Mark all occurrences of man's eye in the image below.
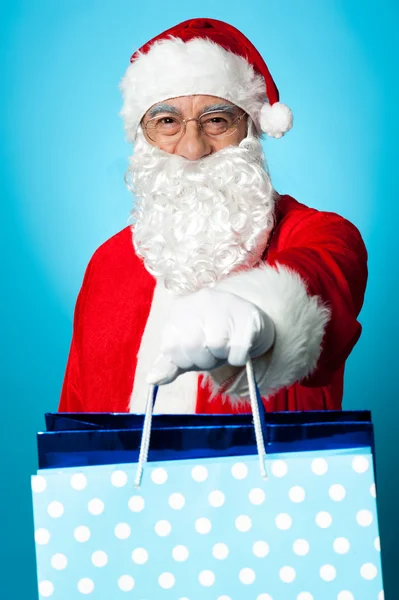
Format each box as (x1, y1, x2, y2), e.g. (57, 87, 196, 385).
(202, 117, 228, 125)
(158, 117, 177, 125)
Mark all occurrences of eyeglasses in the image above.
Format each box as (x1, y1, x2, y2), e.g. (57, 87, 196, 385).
(142, 110, 247, 144)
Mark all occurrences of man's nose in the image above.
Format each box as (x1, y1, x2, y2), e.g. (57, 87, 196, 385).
(174, 121, 212, 161)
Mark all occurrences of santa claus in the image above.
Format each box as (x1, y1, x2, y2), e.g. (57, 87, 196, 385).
(59, 18, 368, 415)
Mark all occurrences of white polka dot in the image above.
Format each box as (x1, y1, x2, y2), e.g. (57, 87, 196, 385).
(168, 493, 185, 509)
(239, 568, 256, 584)
(74, 525, 91, 543)
(293, 539, 310, 556)
(352, 455, 370, 473)
(155, 520, 172, 536)
(151, 467, 168, 484)
(114, 522, 131, 540)
(132, 548, 149, 564)
(111, 470, 128, 487)
(337, 592, 355, 600)
(73, 525, 91, 543)
(128, 495, 145, 512)
(35, 528, 51, 545)
(172, 545, 189, 562)
(289, 486, 306, 503)
(231, 462, 248, 479)
(370, 483, 376, 498)
(77, 578, 94, 594)
(257, 595, 273, 600)
(356, 509, 373, 527)
(70, 473, 87, 490)
(195, 517, 211, 534)
(91, 550, 108, 567)
(208, 490, 225, 507)
(275, 513, 292, 530)
(253, 541, 269, 558)
(329, 484, 346, 501)
(158, 572, 175, 589)
(51, 553, 68, 570)
(212, 543, 229, 560)
(297, 594, 314, 600)
(280, 566, 296, 583)
(361, 562, 378, 580)
(199, 570, 215, 587)
(192, 465, 208, 482)
(311, 458, 328, 475)
(249, 488, 266, 505)
(38, 580, 54, 597)
(235, 515, 252, 532)
(88, 498, 104, 515)
(379, 592, 385, 600)
(320, 564, 336, 581)
(32, 475, 47, 493)
(316, 511, 333, 528)
(333, 537, 350, 554)
(118, 575, 135, 591)
(271, 460, 288, 477)
(375, 536, 381, 552)
(47, 501, 64, 518)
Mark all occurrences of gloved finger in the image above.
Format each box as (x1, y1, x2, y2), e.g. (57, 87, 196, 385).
(199, 310, 231, 361)
(185, 344, 221, 370)
(160, 321, 220, 371)
(249, 309, 275, 357)
(227, 313, 256, 366)
(147, 354, 182, 385)
(204, 327, 230, 361)
(168, 341, 221, 371)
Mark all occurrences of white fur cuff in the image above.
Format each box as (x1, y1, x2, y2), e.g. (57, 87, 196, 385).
(212, 263, 331, 399)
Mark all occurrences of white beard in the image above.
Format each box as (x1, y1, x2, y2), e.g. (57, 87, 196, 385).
(126, 129, 275, 295)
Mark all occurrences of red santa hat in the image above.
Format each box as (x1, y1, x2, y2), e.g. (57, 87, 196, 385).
(120, 18, 293, 142)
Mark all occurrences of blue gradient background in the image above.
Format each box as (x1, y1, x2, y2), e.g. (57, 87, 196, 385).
(1, 0, 398, 597)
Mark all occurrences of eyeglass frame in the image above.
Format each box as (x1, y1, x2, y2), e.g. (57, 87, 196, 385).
(141, 108, 247, 144)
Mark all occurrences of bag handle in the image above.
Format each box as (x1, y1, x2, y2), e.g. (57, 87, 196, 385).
(134, 359, 268, 487)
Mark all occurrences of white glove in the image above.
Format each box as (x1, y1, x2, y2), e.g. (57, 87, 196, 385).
(147, 288, 275, 385)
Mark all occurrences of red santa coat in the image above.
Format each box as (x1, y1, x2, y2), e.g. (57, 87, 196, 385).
(59, 194, 368, 414)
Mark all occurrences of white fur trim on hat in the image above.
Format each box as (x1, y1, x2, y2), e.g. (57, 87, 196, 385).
(120, 37, 267, 141)
(208, 263, 330, 401)
(260, 102, 293, 138)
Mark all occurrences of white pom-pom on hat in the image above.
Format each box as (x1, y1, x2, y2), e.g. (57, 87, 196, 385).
(260, 102, 293, 139)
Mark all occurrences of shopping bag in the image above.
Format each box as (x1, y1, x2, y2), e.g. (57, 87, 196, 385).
(31, 363, 384, 599)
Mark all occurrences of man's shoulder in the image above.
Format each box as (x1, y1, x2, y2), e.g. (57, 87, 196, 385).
(91, 226, 134, 262)
(276, 193, 318, 218)
(83, 226, 144, 276)
(274, 194, 367, 256)
(82, 226, 148, 283)
(79, 226, 154, 293)
(274, 194, 318, 240)
(276, 193, 364, 233)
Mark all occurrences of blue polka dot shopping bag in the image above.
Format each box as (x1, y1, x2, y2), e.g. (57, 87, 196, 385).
(31, 364, 385, 599)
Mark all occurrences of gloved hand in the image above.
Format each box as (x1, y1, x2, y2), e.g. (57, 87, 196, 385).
(147, 288, 275, 385)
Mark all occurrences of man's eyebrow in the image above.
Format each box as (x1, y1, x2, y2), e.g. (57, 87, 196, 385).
(146, 102, 239, 119)
(147, 103, 181, 118)
(200, 103, 238, 115)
